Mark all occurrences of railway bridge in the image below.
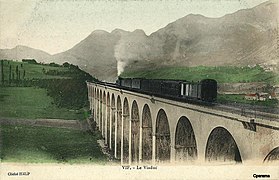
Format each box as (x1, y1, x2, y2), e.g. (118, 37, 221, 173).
(87, 82, 279, 165)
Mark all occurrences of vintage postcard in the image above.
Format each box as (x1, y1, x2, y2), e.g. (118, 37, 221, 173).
(0, 0, 278, 179)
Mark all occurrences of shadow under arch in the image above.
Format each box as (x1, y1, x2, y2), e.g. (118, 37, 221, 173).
(175, 116, 197, 162)
(123, 98, 130, 164)
(131, 100, 140, 164)
(116, 95, 122, 159)
(142, 104, 152, 163)
(111, 94, 116, 155)
(96, 89, 99, 125)
(102, 91, 106, 136)
(155, 109, 171, 163)
(264, 146, 279, 162)
(205, 126, 242, 163)
(106, 92, 110, 146)
(99, 90, 102, 131)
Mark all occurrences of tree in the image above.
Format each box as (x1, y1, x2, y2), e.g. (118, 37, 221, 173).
(22, 59, 37, 64)
(1, 60, 4, 85)
(16, 65, 19, 81)
(9, 65, 12, 84)
(62, 62, 70, 68)
(49, 62, 60, 67)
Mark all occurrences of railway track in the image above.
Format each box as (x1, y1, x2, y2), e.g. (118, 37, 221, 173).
(213, 103, 279, 121)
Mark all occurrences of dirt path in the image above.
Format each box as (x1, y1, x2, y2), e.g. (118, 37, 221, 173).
(0, 118, 89, 131)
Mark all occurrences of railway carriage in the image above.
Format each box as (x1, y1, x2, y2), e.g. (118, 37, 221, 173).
(117, 77, 217, 103)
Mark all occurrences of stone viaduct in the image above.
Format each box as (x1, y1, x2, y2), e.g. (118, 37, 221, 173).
(87, 82, 279, 165)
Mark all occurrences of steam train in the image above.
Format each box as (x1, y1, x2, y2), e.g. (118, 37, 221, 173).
(116, 77, 217, 103)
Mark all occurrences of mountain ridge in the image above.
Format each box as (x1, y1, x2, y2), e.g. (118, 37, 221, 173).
(1, 0, 278, 82)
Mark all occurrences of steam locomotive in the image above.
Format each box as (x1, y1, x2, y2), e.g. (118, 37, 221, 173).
(116, 77, 217, 103)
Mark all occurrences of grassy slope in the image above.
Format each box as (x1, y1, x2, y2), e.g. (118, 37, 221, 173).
(121, 66, 278, 84)
(0, 60, 91, 120)
(0, 87, 87, 120)
(2, 60, 70, 79)
(0, 124, 106, 163)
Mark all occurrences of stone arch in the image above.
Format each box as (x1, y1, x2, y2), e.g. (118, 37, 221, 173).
(131, 100, 140, 164)
(94, 88, 97, 120)
(155, 109, 171, 163)
(94, 88, 96, 100)
(111, 94, 116, 153)
(264, 146, 279, 162)
(142, 104, 152, 163)
(106, 92, 110, 146)
(123, 98, 130, 163)
(99, 90, 102, 131)
(175, 116, 197, 162)
(102, 91, 106, 136)
(92, 87, 95, 111)
(205, 126, 242, 163)
(96, 89, 100, 125)
(88, 85, 92, 111)
(116, 95, 122, 159)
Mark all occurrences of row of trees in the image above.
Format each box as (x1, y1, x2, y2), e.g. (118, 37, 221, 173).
(1, 60, 26, 85)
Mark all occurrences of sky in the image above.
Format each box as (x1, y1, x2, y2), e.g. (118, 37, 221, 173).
(0, 0, 269, 55)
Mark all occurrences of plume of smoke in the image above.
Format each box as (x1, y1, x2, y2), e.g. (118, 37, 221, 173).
(117, 59, 127, 76)
(114, 29, 158, 76)
(114, 36, 128, 76)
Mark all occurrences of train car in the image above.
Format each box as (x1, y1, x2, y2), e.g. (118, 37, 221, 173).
(132, 78, 141, 89)
(116, 77, 217, 103)
(161, 80, 182, 97)
(148, 79, 162, 94)
(180, 82, 198, 99)
(117, 77, 132, 88)
(200, 79, 217, 102)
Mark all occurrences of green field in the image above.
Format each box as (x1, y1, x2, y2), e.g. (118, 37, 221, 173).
(0, 124, 106, 163)
(1, 60, 71, 80)
(0, 86, 88, 120)
(121, 65, 278, 84)
(0, 60, 105, 164)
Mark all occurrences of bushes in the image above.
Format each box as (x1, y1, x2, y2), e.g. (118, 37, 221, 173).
(35, 66, 96, 109)
(36, 79, 89, 109)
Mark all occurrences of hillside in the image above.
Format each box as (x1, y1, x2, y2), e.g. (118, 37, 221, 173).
(0, 60, 94, 110)
(1, 60, 72, 81)
(121, 65, 278, 84)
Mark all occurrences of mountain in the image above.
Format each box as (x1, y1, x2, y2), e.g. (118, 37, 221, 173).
(0, 45, 51, 62)
(50, 30, 121, 82)
(49, 28, 151, 81)
(146, 0, 278, 67)
(1, 0, 278, 82)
